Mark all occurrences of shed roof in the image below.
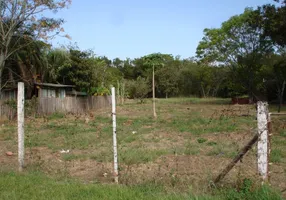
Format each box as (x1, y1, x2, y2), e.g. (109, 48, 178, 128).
(2, 87, 17, 91)
(35, 82, 75, 88)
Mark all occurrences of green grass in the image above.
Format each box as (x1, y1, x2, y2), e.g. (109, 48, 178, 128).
(158, 97, 231, 105)
(272, 137, 286, 146)
(206, 141, 217, 146)
(46, 112, 65, 120)
(0, 125, 16, 141)
(207, 143, 239, 158)
(0, 172, 213, 200)
(62, 153, 88, 161)
(163, 116, 254, 135)
(270, 116, 286, 164)
(270, 149, 283, 163)
(184, 141, 200, 155)
(89, 150, 113, 162)
(197, 138, 208, 144)
(0, 172, 281, 200)
(171, 119, 224, 134)
(279, 130, 286, 137)
(26, 123, 100, 150)
(218, 185, 282, 200)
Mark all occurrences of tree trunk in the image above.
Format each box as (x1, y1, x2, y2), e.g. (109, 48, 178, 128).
(9, 69, 15, 86)
(0, 69, 2, 99)
(152, 64, 157, 118)
(213, 82, 221, 97)
(18, 61, 33, 98)
(201, 83, 206, 98)
(117, 80, 120, 104)
(0, 53, 5, 99)
(121, 81, 125, 105)
(206, 87, 211, 97)
(248, 91, 254, 104)
(278, 80, 286, 113)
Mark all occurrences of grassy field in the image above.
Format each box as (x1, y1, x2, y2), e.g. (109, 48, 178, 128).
(0, 97, 285, 199)
(0, 171, 281, 200)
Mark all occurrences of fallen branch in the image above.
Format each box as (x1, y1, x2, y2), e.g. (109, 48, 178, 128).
(214, 133, 259, 184)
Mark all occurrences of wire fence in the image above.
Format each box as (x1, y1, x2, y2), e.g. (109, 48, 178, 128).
(1, 99, 285, 194)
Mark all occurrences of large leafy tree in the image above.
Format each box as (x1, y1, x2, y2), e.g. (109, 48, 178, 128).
(155, 56, 182, 98)
(156, 65, 179, 98)
(259, 0, 286, 48)
(258, 0, 286, 108)
(177, 58, 200, 96)
(0, 0, 71, 97)
(3, 35, 52, 97)
(58, 49, 97, 93)
(273, 57, 286, 112)
(261, 52, 286, 112)
(196, 8, 273, 100)
(45, 48, 71, 83)
(120, 58, 135, 80)
(58, 48, 122, 94)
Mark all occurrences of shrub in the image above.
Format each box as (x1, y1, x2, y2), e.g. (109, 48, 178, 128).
(126, 77, 150, 103)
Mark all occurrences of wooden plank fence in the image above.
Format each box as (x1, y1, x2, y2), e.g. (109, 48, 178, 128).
(38, 96, 111, 114)
(0, 96, 111, 119)
(0, 100, 16, 120)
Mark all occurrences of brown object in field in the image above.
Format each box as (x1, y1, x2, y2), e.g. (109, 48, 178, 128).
(232, 97, 250, 104)
(89, 112, 94, 118)
(6, 151, 13, 156)
(213, 133, 259, 184)
(124, 120, 133, 126)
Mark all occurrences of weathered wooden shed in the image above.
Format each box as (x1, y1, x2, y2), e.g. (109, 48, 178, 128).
(35, 83, 75, 98)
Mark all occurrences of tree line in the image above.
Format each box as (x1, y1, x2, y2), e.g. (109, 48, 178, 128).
(0, 0, 285, 109)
